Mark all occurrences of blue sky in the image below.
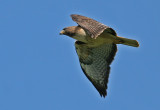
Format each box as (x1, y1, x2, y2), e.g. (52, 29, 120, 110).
(0, 0, 160, 110)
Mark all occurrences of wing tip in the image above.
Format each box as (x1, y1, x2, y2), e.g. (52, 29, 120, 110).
(70, 14, 79, 22)
(97, 87, 107, 98)
(70, 14, 75, 17)
(100, 91, 107, 98)
(70, 14, 79, 18)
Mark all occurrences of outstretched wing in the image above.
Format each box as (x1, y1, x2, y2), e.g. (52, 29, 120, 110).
(75, 41, 117, 97)
(71, 14, 117, 39)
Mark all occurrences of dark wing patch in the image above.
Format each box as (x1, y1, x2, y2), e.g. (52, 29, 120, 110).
(71, 14, 116, 39)
(75, 42, 117, 97)
(104, 27, 117, 36)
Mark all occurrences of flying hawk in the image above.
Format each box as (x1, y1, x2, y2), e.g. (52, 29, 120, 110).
(60, 14, 139, 97)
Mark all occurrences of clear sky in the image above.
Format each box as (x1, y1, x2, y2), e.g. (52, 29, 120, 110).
(0, 0, 160, 110)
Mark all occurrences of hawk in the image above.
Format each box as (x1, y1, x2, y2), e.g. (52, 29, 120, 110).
(60, 14, 139, 97)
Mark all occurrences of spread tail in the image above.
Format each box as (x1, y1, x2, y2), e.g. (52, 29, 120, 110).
(116, 36, 139, 47)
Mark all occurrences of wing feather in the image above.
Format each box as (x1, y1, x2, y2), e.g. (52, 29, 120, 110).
(75, 42, 117, 97)
(71, 14, 117, 38)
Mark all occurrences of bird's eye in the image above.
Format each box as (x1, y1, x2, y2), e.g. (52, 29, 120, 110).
(63, 28, 66, 30)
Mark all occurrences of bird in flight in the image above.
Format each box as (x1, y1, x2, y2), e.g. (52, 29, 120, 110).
(60, 14, 139, 97)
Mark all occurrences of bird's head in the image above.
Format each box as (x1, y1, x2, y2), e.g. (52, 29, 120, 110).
(60, 26, 77, 37)
(60, 26, 88, 42)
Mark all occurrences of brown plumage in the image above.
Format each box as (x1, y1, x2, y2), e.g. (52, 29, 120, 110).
(60, 14, 139, 97)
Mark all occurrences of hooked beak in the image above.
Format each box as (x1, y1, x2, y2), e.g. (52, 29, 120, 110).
(59, 30, 65, 35)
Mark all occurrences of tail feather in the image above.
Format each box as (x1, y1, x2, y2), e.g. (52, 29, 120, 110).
(116, 36, 139, 47)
